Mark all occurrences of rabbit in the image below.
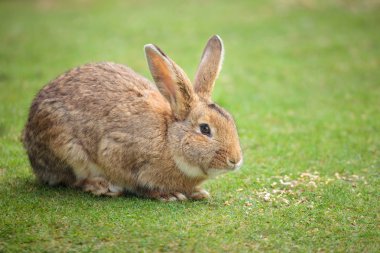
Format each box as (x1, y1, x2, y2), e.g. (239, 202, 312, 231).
(22, 35, 243, 201)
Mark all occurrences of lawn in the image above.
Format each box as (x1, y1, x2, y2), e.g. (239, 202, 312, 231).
(0, 0, 379, 252)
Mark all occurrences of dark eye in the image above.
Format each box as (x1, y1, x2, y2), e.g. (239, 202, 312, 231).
(199, 123, 211, 137)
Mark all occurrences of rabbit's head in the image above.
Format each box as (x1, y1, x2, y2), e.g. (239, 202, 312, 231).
(145, 35, 243, 179)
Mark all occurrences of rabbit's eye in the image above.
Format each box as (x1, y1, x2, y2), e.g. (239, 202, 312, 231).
(199, 123, 211, 137)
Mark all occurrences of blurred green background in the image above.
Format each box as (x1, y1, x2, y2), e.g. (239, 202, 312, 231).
(0, 0, 379, 252)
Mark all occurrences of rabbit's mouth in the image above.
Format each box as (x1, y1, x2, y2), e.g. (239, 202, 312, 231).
(227, 158, 243, 170)
(206, 157, 243, 178)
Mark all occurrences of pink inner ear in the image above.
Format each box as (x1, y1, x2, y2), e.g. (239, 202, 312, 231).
(150, 56, 176, 99)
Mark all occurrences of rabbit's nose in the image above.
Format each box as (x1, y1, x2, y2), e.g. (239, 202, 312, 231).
(227, 157, 243, 170)
(228, 158, 237, 165)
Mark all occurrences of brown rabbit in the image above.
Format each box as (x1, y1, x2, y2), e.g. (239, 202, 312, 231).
(22, 35, 243, 201)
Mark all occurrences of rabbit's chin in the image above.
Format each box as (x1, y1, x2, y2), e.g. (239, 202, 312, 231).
(173, 155, 207, 179)
(206, 168, 230, 179)
(173, 155, 234, 179)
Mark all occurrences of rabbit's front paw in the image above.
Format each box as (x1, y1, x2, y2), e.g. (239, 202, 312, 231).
(158, 192, 188, 202)
(189, 188, 210, 200)
(80, 177, 123, 197)
(143, 191, 188, 202)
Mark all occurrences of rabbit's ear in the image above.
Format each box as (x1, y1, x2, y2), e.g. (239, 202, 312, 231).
(193, 35, 224, 101)
(145, 44, 195, 120)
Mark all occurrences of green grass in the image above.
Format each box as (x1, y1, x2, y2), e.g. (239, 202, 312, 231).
(1, 0, 379, 252)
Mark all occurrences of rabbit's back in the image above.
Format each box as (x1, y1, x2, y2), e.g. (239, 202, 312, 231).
(37, 62, 159, 119)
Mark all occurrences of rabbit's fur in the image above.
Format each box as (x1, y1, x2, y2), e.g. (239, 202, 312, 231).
(22, 35, 243, 201)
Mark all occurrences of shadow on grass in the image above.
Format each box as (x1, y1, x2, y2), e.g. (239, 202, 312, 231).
(1, 176, 215, 213)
